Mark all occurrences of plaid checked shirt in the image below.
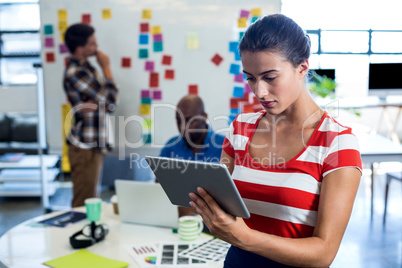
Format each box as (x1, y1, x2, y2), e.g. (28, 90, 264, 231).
(63, 56, 118, 151)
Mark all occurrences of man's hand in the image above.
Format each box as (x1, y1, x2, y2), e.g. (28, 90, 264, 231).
(96, 50, 113, 79)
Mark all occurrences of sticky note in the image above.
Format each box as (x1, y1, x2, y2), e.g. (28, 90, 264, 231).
(143, 133, 152, 144)
(234, 50, 241, 61)
(60, 31, 65, 43)
(121, 57, 131, 68)
(230, 98, 241, 109)
(143, 119, 152, 130)
(251, 16, 259, 23)
(188, 85, 198, 95)
(153, 41, 163, 52)
(164, 69, 175, 80)
(82, 14, 91, 24)
(153, 34, 163, 42)
(138, 48, 148, 59)
(142, 9, 152, 19)
(229, 41, 239, 53)
(151, 25, 161, 35)
(141, 90, 151, 98)
(141, 97, 152, 104)
(243, 104, 254, 113)
(139, 34, 149, 45)
(230, 108, 241, 114)
(250, 8, 261, 17)
(239, 32, 245, 41)
(145, 61, 154, 72)
(152, 90, 162, 100)
(58, 9, 67, 20)
(162, 55, 172, 65)
(46, 52, 55, 63)
(59, 20, 68, 31)
(102, 9, 112, 19)
(240, 10, 250, 18)
(244, 83, 252, 94)
(140, 23, 149, 33)
(228, 115, 236, 125)
(59, 43, 69, 54)
(44, 25, 53, 35)
(187, 38, 199, 50)
(44, 37, 54, 48)
(234, 73, 244, 83)
(211, 53, 223, 66)
(233, 86, 244, 98)
(149, 72, 159, 88)
(238, 18, 247, 28)
(229, 64, 241, 75)
(140, 104, 151, 115)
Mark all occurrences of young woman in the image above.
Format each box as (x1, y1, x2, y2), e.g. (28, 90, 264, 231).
(189, 14, 362, 267)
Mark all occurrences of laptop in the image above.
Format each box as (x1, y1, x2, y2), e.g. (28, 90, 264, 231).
(114, 179, 179, 228)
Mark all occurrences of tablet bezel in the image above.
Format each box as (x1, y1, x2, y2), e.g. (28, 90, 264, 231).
(145, 156, 250, 218)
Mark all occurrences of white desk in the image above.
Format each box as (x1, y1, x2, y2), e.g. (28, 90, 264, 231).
(0, 204, 221, 268)
(357, 133, 402, 215)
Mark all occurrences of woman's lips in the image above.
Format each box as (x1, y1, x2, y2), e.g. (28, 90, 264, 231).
(260, 100, 276, 108)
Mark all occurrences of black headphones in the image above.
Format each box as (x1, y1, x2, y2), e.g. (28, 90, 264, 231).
(69, 222, 109, 249)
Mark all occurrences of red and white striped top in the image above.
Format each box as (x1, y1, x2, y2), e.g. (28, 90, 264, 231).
(223, 111, 362, 238)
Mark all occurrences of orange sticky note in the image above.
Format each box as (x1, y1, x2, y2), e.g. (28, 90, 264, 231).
(164, 69, 175, 80)
(188, 85, 198, 95)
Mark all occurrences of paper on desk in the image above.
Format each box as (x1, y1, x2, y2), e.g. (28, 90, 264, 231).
(43, 249, 128, 268)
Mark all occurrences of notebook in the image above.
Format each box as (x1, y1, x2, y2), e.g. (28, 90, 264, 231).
(114, 180, 179, 229)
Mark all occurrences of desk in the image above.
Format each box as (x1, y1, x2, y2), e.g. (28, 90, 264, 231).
(357, 133, 402, 215)
(0, 204, 221, 268)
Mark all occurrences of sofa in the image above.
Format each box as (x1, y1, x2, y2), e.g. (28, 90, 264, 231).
(0, 113, 46, 155)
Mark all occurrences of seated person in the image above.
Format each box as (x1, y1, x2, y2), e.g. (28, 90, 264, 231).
(160, 94, 225, 217)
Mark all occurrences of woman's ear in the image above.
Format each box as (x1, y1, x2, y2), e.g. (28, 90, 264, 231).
(298, 59, 309, 79)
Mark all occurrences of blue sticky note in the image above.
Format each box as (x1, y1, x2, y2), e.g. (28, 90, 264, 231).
(239, 32, 245, 42)
(234, 50, 241, 61)
(139, 34, 149, 45)
(229, 64, 241, 75)
(228, 115, 237, 125)
(143, 133, 152, 144)
(139, 48, 148, 59)
(230, 108, 241, 114)
(229, 41, 239, 53)
(153, 41, 163, 52)
(251, 16, 259, 23)
(233, 86, 244, 98)
(141, 97, 152, 104)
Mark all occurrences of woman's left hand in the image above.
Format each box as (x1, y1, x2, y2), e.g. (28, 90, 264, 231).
(189, 187, 250, 247)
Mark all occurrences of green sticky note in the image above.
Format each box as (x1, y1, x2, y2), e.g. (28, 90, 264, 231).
(141, 97, 152, 104)
(44, 24, 54, 35)
(239, 32, 244, 41)
(143, 133, 152, 144)
(153, 41, 163, 52)
(143, 119, 152, 130)
(43, 249, 128, 268)
(139, 48, 149, 59)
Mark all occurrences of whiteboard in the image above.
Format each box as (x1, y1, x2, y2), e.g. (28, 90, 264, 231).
(39, 0, 281, 154)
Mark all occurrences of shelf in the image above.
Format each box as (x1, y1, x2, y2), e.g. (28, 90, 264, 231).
(0, 168, 59, 182)
(0, 181, 57, 197)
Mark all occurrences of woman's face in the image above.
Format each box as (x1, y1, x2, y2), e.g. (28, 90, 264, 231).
(241, 51, 308, 115)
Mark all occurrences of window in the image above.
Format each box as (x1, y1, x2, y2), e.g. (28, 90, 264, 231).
(282, 0, 402, 98)
(0, 0, 40, 85)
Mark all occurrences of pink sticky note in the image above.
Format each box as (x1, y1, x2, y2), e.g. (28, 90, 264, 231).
(240, 10, 250, 18)
(152, 90, 162, 100)
(59, 43, 69, 53)
(244, 83, 252, 94)
(153, 34, 163, 42)
(44, 37, 54, 48)
(145, 61, 154, 72)
(141, 89, 151, 98)
(234, 73, 244, 83)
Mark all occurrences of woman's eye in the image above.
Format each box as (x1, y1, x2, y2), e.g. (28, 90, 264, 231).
(265, 77, 276, 81)
(246, 77, 255, 81)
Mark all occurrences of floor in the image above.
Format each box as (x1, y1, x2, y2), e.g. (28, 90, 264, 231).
(0, 165, 401, 268)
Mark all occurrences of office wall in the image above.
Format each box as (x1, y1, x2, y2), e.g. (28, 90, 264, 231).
(0, 85, 37, 113)
(38, 0, 281, 154)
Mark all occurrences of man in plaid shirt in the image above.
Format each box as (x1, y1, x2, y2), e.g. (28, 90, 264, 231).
(63, 23, 118, 207)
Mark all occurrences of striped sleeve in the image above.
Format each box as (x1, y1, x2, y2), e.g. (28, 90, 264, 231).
(222, 120, 235, 158)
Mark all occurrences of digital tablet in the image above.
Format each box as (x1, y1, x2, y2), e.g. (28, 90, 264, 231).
(145, 156, 250, 218)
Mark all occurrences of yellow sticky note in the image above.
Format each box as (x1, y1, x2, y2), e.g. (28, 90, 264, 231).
(102, 9, 112, 19)
(58, 9, 67, 20)
(187, 38, 199, 50)
(142, 9, 152, 19)
(151, 25, 161, 35)
(143, 119, 152, 130)
(238, 17, 247, 28)
(60, 32, 65, 43)
(250, 8, 261, 17)
(139, 104, 151, 115)
(59, 20, 68, 31)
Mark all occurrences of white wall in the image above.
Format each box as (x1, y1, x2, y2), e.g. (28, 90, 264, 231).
(0, 85, 38, 113)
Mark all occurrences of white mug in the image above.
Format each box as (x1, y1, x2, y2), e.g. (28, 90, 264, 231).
(178, 215, 204, 241)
